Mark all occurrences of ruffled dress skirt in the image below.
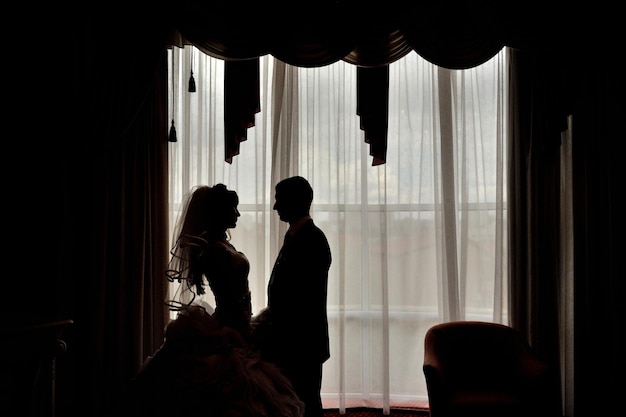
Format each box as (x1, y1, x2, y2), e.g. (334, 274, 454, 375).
(119, 306, 304, 417)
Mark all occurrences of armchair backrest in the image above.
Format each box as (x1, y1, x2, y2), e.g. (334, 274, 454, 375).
(422, 320, 561, 417)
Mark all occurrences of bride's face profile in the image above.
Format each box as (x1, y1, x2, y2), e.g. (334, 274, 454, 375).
(216, 191, 240, 231)
(224, 202, 240, 229)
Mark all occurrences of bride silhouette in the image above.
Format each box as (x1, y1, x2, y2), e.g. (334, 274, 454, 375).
(120, 184, 304, 417)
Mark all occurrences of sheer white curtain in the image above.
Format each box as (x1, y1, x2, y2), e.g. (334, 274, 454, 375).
(167, 46, 509, 413)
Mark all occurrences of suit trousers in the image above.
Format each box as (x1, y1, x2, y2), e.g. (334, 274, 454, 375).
(283, 360, 324, 417)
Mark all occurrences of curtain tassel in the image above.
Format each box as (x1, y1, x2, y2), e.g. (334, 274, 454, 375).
(168, 119, 177, 142)
(188, 70, 196, 93)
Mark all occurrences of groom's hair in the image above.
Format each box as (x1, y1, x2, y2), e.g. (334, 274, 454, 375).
(277, 176, 313, 210)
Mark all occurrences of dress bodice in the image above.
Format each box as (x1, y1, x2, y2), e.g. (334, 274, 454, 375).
(202, 240, 252, 336)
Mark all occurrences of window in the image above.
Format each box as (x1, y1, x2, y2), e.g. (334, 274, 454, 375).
(167, 46, 508, 409)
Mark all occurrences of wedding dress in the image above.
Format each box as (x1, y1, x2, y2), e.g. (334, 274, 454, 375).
(121, 305, 304, 417)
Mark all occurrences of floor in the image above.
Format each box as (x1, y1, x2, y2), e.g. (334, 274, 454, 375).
(324, 407, 429, 416)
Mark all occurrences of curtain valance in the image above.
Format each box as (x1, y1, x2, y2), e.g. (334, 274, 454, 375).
(169, 1, 557, 68)
(166, 0, 566, 164)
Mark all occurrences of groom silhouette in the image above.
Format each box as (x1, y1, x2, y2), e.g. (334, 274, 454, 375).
(264, 176, 332, 417)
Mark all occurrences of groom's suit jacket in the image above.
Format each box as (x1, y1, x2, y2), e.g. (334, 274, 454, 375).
(267, 218, 332, 366)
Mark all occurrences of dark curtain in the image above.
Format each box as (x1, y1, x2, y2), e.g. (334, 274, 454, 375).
(509, 35, 622, 415)
(57, 8, 172, 417)
(570, 45, 622, 417)
(507, 47, 570, 411)
(54, 2, 621, 416)
(84, 60, 170, 415)
(224, 59, 261, 163)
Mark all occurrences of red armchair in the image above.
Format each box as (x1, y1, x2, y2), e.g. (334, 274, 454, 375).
(422, 321, 562, 417)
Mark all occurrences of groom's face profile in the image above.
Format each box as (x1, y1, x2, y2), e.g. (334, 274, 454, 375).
(273, 189, 295, 223)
